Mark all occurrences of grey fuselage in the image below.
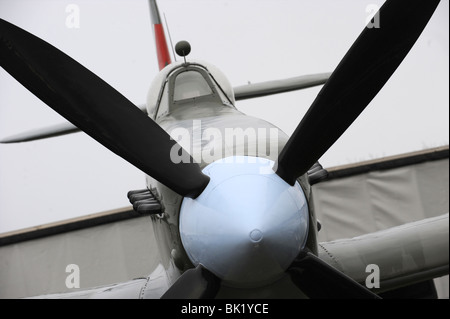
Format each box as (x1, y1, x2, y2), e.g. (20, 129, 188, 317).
(143, 60, 319, 286)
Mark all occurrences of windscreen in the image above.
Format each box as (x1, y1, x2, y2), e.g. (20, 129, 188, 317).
(173, 71, 213, 101)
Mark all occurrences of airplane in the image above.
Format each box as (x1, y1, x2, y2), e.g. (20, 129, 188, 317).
(0, 0, 448, 299)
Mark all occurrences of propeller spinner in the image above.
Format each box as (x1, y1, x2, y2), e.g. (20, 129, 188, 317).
(179, 157, 309, 288)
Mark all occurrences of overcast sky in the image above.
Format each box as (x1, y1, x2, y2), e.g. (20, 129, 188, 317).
(0, 0, 448, 233)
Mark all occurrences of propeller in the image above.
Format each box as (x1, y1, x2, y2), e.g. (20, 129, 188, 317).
(274, 0, 441, 185)
(160, 264, 221, 299)
(0, 18, 209, 198)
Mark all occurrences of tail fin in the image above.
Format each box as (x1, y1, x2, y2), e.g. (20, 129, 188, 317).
(149, 0, 172, 70)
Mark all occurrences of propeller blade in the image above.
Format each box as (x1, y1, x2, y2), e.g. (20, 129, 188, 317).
(160, 264, 221, 299)
(275, 0, 441, 185)
(0, 18, 209, 198)
(287, 251, 380, 299)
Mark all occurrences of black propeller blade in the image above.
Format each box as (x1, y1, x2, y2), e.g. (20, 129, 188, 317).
(160, 264, 221, 299)
(275, 0, 441, 185)
(288, 251, 380, 299)
(0, 18, 209, 198)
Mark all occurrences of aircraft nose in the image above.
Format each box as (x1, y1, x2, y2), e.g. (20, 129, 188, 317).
(179, 156, 309, 288)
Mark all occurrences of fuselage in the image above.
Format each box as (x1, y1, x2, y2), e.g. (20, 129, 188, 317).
(143, 60, 319, 290)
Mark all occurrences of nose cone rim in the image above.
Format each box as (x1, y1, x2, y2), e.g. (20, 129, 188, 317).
(249, 229, 263, 242)
(179, 156, 309, 288)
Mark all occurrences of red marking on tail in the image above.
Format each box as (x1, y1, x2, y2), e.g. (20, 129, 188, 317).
(154, 24, 171, 70)
(149, 0, 172, 71)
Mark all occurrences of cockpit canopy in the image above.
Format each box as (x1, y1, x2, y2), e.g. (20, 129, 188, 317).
(173, 70, 213, 101)
(147, 60, 235, 120)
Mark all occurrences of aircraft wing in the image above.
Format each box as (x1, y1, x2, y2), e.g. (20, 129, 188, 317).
(0, 104, 147, 143)
(318, 213, 449, 296)
(0, 121, 80, 143)
(0, 72, 331, 143)
(26, 264, 170, 299)
(24, 214, 448, 299)
(233, 73, 331, 101)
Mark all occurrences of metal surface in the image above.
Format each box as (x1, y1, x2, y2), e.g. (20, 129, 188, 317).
(180, 156, 309, 288)
(318, 213, 449, 294)
(234, 73, 331, 101)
